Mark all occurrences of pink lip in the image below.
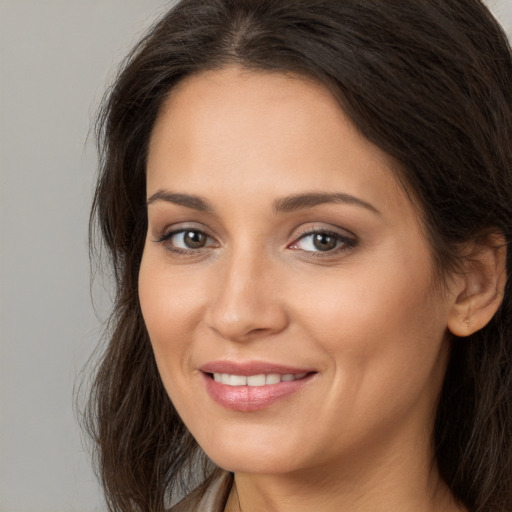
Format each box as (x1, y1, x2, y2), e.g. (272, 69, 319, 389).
(200, 360, 312, 376)
(199, 361, 316, 412)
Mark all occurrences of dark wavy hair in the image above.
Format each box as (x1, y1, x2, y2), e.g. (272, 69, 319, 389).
(84, 1, 512, 510)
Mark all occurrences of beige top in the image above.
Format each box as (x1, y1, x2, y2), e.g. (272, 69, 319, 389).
(170, 471, 232, 512)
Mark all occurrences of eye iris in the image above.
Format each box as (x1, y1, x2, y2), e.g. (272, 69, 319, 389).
(184, 231, 206, 248)
(313, 233, 337, 251)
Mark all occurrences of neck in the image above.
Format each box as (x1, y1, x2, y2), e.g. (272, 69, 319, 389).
(224, 430, 465, 512)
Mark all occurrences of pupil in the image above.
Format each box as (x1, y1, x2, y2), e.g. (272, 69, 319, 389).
(313, 233, 337, 251)
(184, 231, 206, 248)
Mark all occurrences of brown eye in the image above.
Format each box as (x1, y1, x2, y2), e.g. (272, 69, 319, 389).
(182, 230, 207, 249)
(312, 233, 338, 252)
(158, 229, 215, 252)
(290, 229, 356, 255)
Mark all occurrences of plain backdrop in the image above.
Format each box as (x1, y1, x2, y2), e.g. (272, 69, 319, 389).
(0, 1, 511, 511)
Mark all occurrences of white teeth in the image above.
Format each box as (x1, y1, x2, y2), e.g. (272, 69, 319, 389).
(229, 375, 247, 386)
(265, 373, 281, 385)
(212, 372, 308, 386)
(247, 374, 266, 386)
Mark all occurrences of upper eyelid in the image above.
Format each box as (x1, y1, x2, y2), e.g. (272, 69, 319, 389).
(155, 228, 217, 245)
(290, 224, 356, 241)
(152, 223, 357, 246)
(153, 222, 216, 240)
(295, 230, 350, 241)
(154, 229, 219, 256)
(290, 230, 356, 247)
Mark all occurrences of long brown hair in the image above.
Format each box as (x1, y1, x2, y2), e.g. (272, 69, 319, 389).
(84, 1, 512, 510)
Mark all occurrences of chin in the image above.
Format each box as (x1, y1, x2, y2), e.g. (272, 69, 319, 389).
(198, 430, 307, 475)
(209, 451, 301, 476)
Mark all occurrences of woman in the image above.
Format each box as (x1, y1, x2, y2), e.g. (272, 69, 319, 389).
(85, 1, 512, 511)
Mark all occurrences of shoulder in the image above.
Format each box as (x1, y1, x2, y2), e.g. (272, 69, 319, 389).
(168, 488, 201, 512)
(169, 470, 232, 512)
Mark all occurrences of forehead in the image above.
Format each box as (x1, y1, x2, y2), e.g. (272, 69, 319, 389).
(147, 66, 412, 220)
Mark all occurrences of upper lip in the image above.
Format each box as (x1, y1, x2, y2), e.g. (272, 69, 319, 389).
(200, 360, 315, 376)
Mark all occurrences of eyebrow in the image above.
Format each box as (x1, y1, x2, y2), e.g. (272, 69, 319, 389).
(272, 192, 380, 215)
(147, 191, 214, 212)
(146, 190, 380, 215)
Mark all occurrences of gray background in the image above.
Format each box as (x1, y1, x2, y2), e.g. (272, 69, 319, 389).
(0, 1, 511, 511)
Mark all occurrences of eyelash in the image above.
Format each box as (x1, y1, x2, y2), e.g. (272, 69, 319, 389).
(289, 229, 357, 256)
(155, 227, 357, 257)
(155, 229, 217, 256)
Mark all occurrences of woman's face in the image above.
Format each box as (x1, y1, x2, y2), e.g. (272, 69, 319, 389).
(139, 67, 456, 476)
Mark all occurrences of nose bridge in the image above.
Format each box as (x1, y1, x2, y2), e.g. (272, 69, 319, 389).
(206, 241, 287, 341)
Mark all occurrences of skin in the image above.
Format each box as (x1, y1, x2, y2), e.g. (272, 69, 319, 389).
(139, 66, 471, 512)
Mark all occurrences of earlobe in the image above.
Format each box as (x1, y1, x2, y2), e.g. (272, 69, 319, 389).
(447, 233, 507, 337)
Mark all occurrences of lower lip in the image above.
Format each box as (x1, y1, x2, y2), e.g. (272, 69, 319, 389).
(201, 372, 315, 412)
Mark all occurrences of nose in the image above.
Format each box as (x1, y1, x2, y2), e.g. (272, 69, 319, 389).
(205, 249, 289, 342)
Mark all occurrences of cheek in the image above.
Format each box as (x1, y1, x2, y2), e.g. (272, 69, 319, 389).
(290, 252, 449, 409)
(138, 251, 206, 376)
(138, 256, 214, 429)
(294, 260, 435, 341)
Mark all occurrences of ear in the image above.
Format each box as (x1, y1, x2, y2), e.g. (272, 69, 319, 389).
(447, 233, 507, 337)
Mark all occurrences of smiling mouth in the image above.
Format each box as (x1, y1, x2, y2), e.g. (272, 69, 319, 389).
(209, 372, 309, 386)
(201, 368, 316, 411)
